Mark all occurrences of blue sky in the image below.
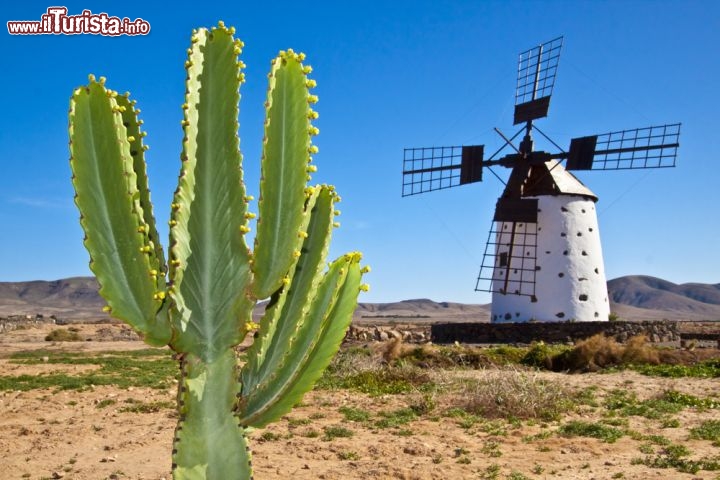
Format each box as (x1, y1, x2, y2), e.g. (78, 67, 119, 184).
(2, 1, 718, 303)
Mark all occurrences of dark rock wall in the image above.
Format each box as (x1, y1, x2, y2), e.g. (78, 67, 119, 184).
(431, 321, 680, 345)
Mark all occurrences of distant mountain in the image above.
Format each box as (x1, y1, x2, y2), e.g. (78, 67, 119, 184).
(356, 299, 491, 323)
(608, 276, 720, 307)
(0, 277, 106, 318)
(1, 275, 718, 321)
(607, 275, 720, 320)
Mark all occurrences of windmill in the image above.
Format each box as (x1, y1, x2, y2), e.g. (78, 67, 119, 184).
(402, 36, 680, 323)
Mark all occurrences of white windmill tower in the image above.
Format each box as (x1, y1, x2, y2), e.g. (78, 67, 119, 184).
(402, 37, 680, 323)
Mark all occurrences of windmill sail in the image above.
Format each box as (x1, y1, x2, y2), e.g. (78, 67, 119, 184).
(566, 123, 681, 170)
(402, 145, 484, 196)
(514, 36, 563, 125)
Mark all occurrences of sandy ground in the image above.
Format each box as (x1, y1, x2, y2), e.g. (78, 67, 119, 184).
(1, 324, 719, 480)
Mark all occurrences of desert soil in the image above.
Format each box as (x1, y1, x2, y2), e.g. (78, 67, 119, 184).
(1, 323, 719, 480)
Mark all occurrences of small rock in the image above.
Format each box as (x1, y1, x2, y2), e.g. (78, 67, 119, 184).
(51, 472, 64, 479)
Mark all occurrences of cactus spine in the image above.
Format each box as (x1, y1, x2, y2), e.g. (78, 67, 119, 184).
(69, 22, 366, 479)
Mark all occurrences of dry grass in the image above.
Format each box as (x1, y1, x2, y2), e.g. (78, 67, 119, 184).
(452, 367, 572, 421)
(380, 336, 404, 364)
(347, 337, 719, 380)
(394, 343, 505, 369)
(550, 334, 720, 373)
(318, 344, 434, 396)
(555, 334, 662, 371)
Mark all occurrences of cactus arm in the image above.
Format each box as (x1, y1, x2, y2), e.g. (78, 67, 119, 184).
(115, 93, 167, 288)
(173, 350, 253, 478)
(237, 253, 362, 427)
(168, 25, 253, 361)
(241, 185, 334, 387)
(251, 51, 316, 299)
(69, 78, 171, 346)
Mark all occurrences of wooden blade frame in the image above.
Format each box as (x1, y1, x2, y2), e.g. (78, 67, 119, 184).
(402, 145, 484, 196)
(566, 123, 681, 170)
(514, 36, 563, 125)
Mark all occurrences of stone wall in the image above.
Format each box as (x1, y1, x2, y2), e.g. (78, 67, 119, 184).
(345, 325, 430, 343)
(0, 315, 56, 334)
(431, 320, 680, 345)
(1, 315, 686, 347)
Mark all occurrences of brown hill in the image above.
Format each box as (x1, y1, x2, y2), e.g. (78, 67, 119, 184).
(0, 277, 106, 319)
(356, 299, 491, 323)
(0, 275, 718, 322)
(607, 276, 720, 321)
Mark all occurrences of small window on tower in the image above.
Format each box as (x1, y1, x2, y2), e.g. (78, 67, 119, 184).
(499, 252, 508, 267)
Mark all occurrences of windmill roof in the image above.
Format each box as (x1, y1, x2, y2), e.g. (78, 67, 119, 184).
(523, 160, 597, 201)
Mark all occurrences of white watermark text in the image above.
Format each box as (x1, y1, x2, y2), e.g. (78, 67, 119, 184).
(7, 7, 150, 36)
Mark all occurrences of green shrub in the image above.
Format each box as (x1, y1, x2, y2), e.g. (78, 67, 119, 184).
(338, 406, 371, 423)
(322, 425, 354, 441)
(337, 451, 360, 461)
(631, 359, 720, 378)
(118, 399, 174, 413)
(632, 443, 720, 474)
(95, 399, 117, 409)
(520, 342, 564, 369)
(690, 420, 720, 445)
(559, 420, 624, 443)
(44, 329, 83, 342)
(0, 350, 175, 391)
(374, 408, 417, 429)
(258, 431, 282, 442)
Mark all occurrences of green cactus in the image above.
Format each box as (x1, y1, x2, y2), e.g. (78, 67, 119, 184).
(68, 22, 367, 479)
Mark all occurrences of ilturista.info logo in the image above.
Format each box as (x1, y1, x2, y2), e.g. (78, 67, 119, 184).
(7, 7, 150, 36)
